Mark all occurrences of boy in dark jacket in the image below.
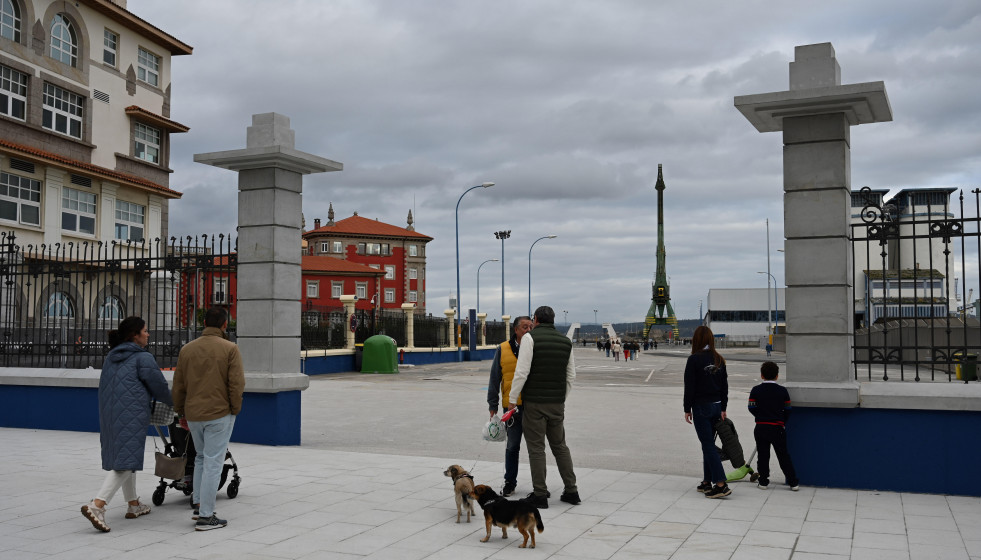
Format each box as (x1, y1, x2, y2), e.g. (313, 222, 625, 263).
(748, 361, 799, 490)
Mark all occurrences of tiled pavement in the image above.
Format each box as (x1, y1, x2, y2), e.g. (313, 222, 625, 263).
(2, 428, 980, 559)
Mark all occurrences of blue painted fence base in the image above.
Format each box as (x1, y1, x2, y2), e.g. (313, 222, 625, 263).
(788, 407, 981, 496)
(0, 385, 303, 446)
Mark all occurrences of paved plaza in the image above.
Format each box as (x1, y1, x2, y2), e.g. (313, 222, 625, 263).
(2, 347, 980, 559)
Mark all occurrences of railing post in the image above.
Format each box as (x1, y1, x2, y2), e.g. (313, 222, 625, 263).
(444, 308, 455, 348)
(341, 295, 357, 349)
(401, 303, 415, 349)
(477, 313, 487, 346)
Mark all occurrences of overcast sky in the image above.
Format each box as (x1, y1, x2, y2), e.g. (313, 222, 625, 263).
(133, 0, 981, 325)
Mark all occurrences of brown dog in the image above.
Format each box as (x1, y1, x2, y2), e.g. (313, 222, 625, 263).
(472, 484, 544, 548)
(443, 465, 475, 523)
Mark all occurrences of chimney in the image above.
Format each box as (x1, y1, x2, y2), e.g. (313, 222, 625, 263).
(314, 218, 321, 229)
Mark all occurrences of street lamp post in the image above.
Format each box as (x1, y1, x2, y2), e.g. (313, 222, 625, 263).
(476, 258, 499, 315)
(758, 271, 778, 335)
(456, 182, 495, 361)
(593, 309, 598, 324)
(495, 230, 511, 317)
(528, 235, 557, 316)
(563, 310, 568, 324)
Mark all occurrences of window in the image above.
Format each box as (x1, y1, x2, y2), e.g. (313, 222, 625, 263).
(384, 288, 395, 303)
(306, 280, 319, 299)
(1, 0, 21, 42)
(384, 265, 395, 280)
(356, 282, 366, 299)
(0, 171, 40, 225)
(137, 47, 159, 87)
(409, 268, 418, 280)
(213, 277, 229, 304)
(103, 29, 117, 67)
(97, 296, 123, 322)
(50, 14, 77, 67)
(42, 83, 84, 139)
(320, 242, 329, 253)
(115, 200, 144, 241)
(62, 187, 96, 234)
(332, 241, 342, 253)
(0, 63, 27, 120)
(408, 244, 418, 257)
(44, 292, 75, 321)
(357, 242, 365, 255)
(408, 291, 418, 303)
(331, 281, 342, 298)
(134, 122, 160, 163)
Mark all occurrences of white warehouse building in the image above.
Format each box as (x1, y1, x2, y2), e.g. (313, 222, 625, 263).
(705, 288, 785, 344)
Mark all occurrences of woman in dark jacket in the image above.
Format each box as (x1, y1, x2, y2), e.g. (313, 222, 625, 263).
(683, 325, 731, 498)
(81, 316, 172, 533)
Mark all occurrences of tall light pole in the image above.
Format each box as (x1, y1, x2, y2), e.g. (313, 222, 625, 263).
(476, 258, 499, 315)
(528, 235, 557, 315)
(765, 218, 772, 336)
(495, 230, 510, 317)
(758, 271, 777, 335)
(456, 182, 495, 361)
(563, 310, 568, 324)
(593, 309, 598, 324)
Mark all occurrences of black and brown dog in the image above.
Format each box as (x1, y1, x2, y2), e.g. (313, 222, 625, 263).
(471, 484, 544, 548)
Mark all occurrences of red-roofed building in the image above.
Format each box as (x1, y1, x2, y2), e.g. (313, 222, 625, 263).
(303, 205, 432, 313)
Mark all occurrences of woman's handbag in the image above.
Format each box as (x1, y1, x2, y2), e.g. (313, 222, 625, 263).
(154, 451, 186, 480)
(149, 400, 176, 427)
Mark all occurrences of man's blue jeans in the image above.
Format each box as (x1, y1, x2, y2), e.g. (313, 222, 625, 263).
(188, 414, 235, 518)
(504, 407, 523, 485)
(691, 402, 726, 484)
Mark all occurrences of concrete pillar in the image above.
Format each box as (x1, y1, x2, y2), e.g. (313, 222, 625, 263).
(401, 303, 415, 348)
(194, 112, 343, 445)
(341, 295, 357, 349)
(502, 314, 511, 341)
(477, 312, 487, 345)
(444, 309, 455, 347)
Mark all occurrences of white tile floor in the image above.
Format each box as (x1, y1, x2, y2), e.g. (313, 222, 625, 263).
(2, 427, 980, 560)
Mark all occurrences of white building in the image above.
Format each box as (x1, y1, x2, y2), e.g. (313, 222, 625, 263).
(705, 287, 785, 343)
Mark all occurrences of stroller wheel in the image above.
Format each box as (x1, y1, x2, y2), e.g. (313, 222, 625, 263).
(226, 478, 240, 499)
(151, 487, 165, 506)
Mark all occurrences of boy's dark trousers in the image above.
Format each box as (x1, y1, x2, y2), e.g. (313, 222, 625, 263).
(754, 424, 798, 486)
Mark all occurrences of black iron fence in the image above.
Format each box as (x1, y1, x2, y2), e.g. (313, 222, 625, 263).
(0, 232, 236, 369)
(852, 187, 981, 381)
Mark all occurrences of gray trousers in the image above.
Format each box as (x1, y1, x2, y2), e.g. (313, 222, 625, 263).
(522, 401, 578, 497)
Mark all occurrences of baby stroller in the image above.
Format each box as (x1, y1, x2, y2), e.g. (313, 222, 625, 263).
(151, 414, 241, 506)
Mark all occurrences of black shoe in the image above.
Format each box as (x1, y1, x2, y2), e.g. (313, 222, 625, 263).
(696, 481, 712, 493)
(560, 491, 581, 505)
(522, 492, 548, 509)
(502, 482, 516, 497)
(191, 503, 200, 520)
(194, 513, 227, 531)
(705, 484, 732, 499)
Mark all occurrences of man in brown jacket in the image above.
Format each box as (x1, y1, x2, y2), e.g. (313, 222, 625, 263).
(172, 307, 244, 531)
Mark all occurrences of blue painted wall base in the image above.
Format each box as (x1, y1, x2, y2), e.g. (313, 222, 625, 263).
(788, 407, 981, 496)
(303, 348, 497, 374)
(0, 385, 303, 446)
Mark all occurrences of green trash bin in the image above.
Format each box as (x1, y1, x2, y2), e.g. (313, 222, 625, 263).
(962, 354, 977, 382)
(361, 335, 399, 374)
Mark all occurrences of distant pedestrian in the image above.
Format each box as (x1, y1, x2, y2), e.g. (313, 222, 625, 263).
(82, 316, 172, 533)
(604, 339, 611, 357)
(765, 343, 772, 357)
(683, 325, 731, 498)
(748, 362, 799, 491)
(612, 339, 622, 362)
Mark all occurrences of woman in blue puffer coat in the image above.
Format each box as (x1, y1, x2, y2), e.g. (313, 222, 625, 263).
(81, 316, 172, 533)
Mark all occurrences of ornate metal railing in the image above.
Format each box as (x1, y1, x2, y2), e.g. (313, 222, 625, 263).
(851, 187, 981, 381)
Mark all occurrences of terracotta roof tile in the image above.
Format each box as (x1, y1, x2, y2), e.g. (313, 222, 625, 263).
(0, 138, 182, 198)
(302, 255, 386, 275)
(304, 215, 432, 240)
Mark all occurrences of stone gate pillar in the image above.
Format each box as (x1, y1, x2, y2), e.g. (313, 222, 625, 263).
(735, 43, 891, 402)
(502, 314, 511, 341)
(340, 295, 357, 349)
(401, 303, 416, 349)
(194, 113, 342, 445)
(444, 309, 455, 347)
(477, 312, 487, 345)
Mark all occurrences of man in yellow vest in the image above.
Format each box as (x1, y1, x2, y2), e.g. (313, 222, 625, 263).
(488, 315, 533, 496)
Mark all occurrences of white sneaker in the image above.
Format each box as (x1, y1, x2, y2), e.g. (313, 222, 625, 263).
(125, 500, 151, 519)
(790, 485, 800, 491)
(81, 501, 110, 532)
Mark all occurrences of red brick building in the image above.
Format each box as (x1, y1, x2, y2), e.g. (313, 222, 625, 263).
(303, 205, 432, 313)
(301, 255, 385, 311)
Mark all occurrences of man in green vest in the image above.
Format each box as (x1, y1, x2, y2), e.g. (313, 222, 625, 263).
(507, 305, 580, 509)
(487, 315, 533, 496)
